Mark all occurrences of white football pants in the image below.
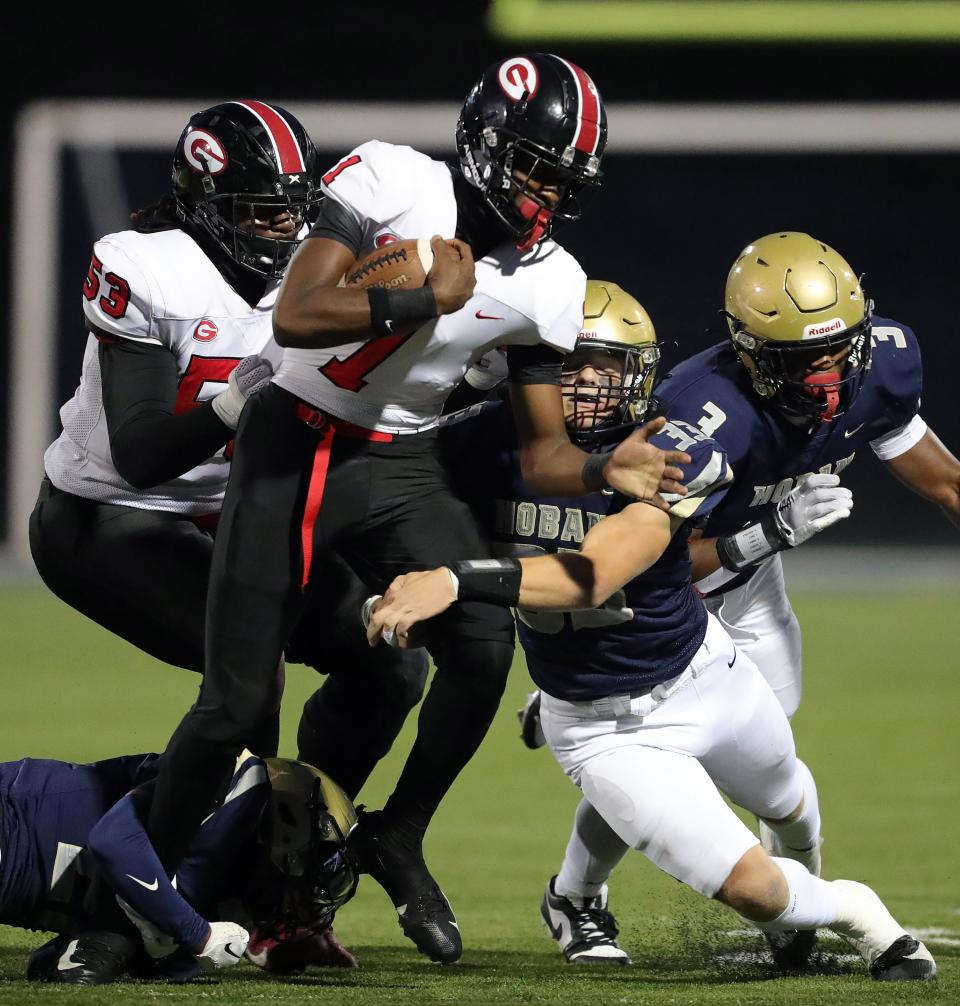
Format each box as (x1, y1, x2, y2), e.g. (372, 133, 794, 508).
(704, 554, 803, 720)
(541, 614, 804, 897)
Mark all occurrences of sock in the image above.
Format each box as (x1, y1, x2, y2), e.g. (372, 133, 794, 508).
(555, 799, 630, 902)
(752, 856, 839, 932)
(829, 879, 907, 964)
(762, 759, 821, 855)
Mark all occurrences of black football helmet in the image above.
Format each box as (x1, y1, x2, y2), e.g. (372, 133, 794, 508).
(172, 101, 321, 278)
(456, 54, 607, 251)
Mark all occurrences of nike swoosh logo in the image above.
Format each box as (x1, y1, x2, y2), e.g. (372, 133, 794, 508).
(475, 311, 504, 321)
(224, 943, 242, 960)
(844, 423, 865, 438)
(126, 874, 159, 891)
(57, 940, 83, 971)
(728, 652, 737, 668)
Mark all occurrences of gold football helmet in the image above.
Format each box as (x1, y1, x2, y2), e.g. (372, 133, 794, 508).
(563, 280, 660, 433)
(261, 758, 358, 930)
(724, 232, 872, 424)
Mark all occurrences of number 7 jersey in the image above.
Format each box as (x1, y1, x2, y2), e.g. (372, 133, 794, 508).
(274, 140, 587, 433)
(44, 228, 285, 515)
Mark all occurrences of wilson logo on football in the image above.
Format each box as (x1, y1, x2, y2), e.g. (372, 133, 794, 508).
(498, 57, 539, 102)
(193, 319, 219, 342)
(183, 128, 228, 175)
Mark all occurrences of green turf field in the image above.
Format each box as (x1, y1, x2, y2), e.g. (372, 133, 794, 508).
(0, 586, 957, 1003)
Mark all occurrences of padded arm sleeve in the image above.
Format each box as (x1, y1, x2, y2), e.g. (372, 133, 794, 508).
(99, 336, 232, 490)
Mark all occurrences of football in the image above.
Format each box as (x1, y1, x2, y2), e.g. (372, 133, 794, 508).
(345, 238, 434, 291)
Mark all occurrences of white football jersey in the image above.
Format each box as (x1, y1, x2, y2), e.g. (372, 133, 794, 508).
(274, 141, 587, 433)
(45, 228, 284, 514)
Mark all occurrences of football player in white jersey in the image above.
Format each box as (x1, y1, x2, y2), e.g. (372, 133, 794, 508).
(28, 102, 428, 965)
(144, 55, 692, 965)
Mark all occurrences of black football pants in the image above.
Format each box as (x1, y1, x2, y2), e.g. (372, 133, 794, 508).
(28, 477, 428, 791)
(147, 383, 515, 870)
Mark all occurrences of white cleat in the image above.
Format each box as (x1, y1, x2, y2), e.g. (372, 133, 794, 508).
(196, 922, 249, 973)
(829, 880, 936, 981)
(541, 876, 631, 965)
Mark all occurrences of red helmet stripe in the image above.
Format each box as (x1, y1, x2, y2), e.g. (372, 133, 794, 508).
(230, 100, 306, 174)
(556, 58, 601, 156)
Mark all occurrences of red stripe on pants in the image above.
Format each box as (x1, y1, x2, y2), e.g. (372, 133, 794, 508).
(301, 424, 335, 590)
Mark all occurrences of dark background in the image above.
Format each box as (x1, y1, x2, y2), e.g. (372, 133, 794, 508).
(4, 4, 960, 545)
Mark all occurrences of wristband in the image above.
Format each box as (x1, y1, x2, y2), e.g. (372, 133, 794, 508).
(367, 286, 437, 337)
(716, 510, 789, 572)
(447, 558, 522, 606)
(581, 452, 609, 492)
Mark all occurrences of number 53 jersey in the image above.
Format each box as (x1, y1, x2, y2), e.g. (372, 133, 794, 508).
(44, 228, 285, 515)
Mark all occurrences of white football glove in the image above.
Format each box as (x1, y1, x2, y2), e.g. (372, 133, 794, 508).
(774, 473, 854, 547)
(211, 354, 274, 430)
(196, 921, 249, 972)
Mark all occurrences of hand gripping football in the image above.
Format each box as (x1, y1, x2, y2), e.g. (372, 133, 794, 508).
(345, 238, 434, 290)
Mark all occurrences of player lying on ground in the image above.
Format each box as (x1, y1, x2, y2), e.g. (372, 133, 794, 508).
(29, 100, 428, 803)
(519, 232, 960, 970)
(143, 55, 691, 966)
(0, 751, 358, 984)
(366, 281, 936, 983)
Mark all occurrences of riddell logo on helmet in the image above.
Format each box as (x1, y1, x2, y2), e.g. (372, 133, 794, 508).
(498, 58, 539, 102)
(802, 317, 845, 339)
(183, 129, 228, 175)
(578, 330, 600, 340)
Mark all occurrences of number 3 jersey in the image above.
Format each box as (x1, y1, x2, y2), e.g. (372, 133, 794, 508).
(441, 401, 733, 701)
(44, 229, 284, 515)
(654, 318, 925, 592)
(274, 141, 587, 433)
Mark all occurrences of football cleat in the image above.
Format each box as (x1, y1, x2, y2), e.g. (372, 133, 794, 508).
(195, 921, 249, 972)
(27, 931, 137, 985)
(246, 925, 358, 971)
(869, 935, 937, 982)
(541, 876, 631, 965)
(758, 819, 821, 970)
(829, 880, 936, 981)
(350, 808, 461, 964)
(518, 690, 546, 749)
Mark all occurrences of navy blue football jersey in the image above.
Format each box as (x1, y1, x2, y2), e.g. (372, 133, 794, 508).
(0, 753, 266, 936)
(441, 402, 732, 700)
(654, 318, 922, 547)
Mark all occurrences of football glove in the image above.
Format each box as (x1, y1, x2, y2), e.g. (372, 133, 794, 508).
(774, 473, 853, 546)
(211, 355, 274, 430)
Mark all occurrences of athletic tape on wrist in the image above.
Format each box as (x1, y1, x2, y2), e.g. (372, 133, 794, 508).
(716, 510, 789, 572)
(367, 286, 437, 337)
(581, 452, 609, 492)
(447, 558, 521, 606)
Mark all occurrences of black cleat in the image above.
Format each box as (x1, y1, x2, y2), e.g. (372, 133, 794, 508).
(764, 928, 818, 973)
(870, 935, 937, 982)
(350, 809, 461, 964)
(27, 931, 137, 985)
(541, 876, 631, 965)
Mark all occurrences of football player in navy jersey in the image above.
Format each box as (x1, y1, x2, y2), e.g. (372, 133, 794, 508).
(531, 233, 959, 973)
(0, 752, 358, 984)
(366, 280, 936, 983)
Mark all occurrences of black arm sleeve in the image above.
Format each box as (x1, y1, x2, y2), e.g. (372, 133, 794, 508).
(505, 343, 564, 385)
(99, 336, 232, 491)
(308, 197, 364, 256)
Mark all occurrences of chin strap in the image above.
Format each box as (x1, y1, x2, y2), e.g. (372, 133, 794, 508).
(802, 370, 841, 423)
(515, 197, 553, 252)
